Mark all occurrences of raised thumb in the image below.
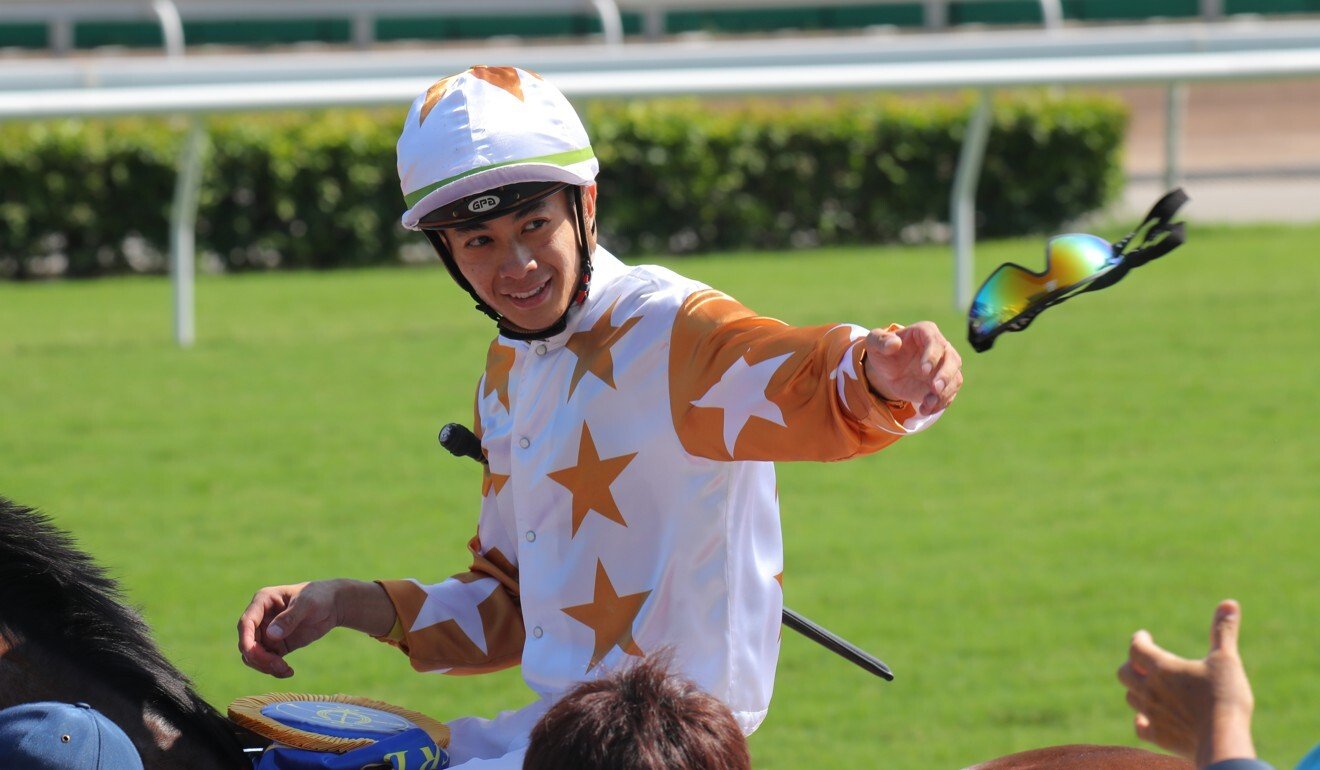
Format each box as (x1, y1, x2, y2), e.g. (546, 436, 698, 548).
(1210, 599, 1241, 655)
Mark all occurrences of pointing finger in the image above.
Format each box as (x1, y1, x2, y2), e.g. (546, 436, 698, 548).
(1128, 629, 1177, 677)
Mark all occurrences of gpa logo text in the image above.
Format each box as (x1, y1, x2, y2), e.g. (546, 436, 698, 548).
(468, 195, 500, 214)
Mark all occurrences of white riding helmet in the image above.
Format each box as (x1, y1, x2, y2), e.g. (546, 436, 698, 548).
(396, 66, 600, 339)
(397, 66, 598, 231)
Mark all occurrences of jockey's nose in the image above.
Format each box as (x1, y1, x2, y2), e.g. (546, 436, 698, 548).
(498, 241, 538, 278)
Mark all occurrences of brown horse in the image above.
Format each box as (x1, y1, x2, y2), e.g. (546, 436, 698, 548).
(0, 497, 257, 769)
(966, 744, 1191, 769)
(0, 496, 1188, 770)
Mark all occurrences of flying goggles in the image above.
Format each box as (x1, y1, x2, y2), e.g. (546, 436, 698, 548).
(967, 188, 1189, 353)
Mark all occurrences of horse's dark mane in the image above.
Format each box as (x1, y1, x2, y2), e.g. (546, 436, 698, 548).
(0, 497, 244, 763)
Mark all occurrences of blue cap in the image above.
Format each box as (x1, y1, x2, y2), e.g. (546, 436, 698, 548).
(0, 702, 144, 770)
(1297, 742, 1320, 770)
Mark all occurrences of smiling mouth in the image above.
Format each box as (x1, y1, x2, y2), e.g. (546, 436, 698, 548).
(503, 278, 550, 307)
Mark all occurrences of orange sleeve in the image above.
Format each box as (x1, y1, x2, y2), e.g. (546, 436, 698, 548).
(375, 537, 523, 675)
(668, 289, 921, 462)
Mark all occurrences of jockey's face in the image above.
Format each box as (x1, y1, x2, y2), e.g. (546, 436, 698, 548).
(443, 185, 597, 334)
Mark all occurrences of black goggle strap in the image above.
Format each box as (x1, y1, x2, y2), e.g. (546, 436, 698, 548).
(570, 185, 593, 307)
(1087, 188, 1189, 294)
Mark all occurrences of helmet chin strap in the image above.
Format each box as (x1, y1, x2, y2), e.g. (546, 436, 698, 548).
(425, 186, 594, 341)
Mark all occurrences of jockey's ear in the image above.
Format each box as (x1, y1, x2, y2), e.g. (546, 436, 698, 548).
(580, 184, 599, 251)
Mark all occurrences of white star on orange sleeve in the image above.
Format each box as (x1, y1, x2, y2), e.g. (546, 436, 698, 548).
(690, 351, 793, 457)
(407, 577, 502, 656)
(834, 330, 865, 394)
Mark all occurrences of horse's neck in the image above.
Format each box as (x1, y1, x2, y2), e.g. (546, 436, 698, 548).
(0, 632, 244, 770)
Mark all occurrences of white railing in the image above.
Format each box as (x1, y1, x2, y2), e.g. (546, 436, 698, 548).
(611, 0, 1068, 37)
(0, 0, 1241, 53)
(3, 28, 1319, 343)
(10, 49, 1320, 117)
(0, 0, 623, 50)
(11, 18, 1320, 92)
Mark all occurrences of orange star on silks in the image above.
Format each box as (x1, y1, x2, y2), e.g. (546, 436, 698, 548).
(483, 343, 516, 412)
(418, 76, 455, 125)
(419, 67, 530, 125)
(546, 424, 636, 537)
(564, 300, 642, 401)
(482, 468, 510, 498)
(469, 66, 526, 100)
(561, 560, 651, 672)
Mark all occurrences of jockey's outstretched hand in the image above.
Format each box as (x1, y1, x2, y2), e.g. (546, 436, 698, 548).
(863, 322, 963, 416)
(237, 579, 395, 678)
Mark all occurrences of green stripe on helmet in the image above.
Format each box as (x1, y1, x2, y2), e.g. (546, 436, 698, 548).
(403, 146, 596, 209)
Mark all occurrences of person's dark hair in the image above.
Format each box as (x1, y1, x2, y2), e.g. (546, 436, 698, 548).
(523, 654, 750, 770)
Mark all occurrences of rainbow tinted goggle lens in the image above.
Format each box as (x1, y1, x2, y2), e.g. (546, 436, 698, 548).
(969, 233, 1116, 343)
(968, 188, 1189, 353)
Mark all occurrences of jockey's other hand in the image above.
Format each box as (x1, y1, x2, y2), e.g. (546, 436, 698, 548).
(236, 579, 395, 678)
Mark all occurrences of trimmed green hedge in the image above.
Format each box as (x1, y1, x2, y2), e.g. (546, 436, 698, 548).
(589, 92, 1125, 254)
(0, 92, 1125, 279)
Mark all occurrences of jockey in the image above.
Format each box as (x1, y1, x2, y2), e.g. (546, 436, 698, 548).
(238, 66, 963, 769)
(396, 65, 599, 341)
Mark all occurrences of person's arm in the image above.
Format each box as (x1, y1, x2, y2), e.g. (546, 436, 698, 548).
(667, 289, 961, 462)
(237, 578, 396, 678)
(374, 535, 525, 675)
(1118, 600, 1259, 770)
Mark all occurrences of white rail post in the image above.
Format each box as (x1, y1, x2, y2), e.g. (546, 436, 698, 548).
(1200, 0, 1224, 20)
(1039, 0, 1063, 30)
(170, 120, 205, 348)
(923, 0, 948, 30)
(642, 6, 665, 39)
(588, 0, 624, 46)
(351, 12, 375, 49)
(952, 90, 993, 311)
(1165, 81, 1188, 190)
(50, 15, 74, 56)
(153, 0, 205, 347)
(150, 0, 185, 57)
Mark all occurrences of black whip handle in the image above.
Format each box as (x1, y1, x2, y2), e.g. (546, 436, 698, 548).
(439, 422, 486, 466)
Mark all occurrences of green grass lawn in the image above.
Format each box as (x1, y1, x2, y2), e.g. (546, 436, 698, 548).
(1, 223, 1316, 769)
